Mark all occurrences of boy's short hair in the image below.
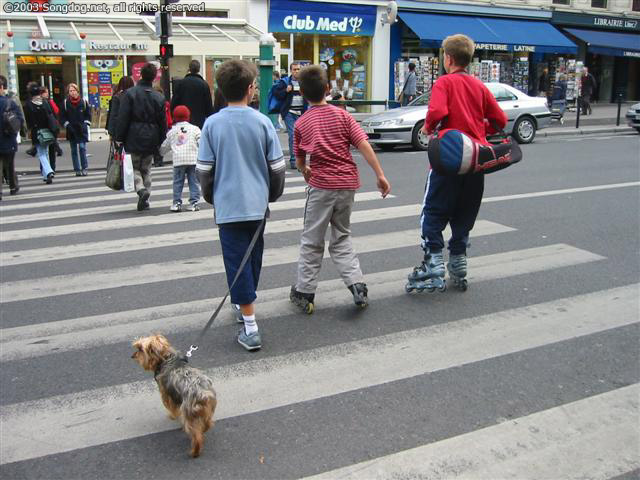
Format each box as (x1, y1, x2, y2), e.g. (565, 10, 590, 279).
(0, 75, 7, 89)
(442, 34, 475, 68)
(408, 62, 416, 71)
(298, 65, 327, 103)
(140, 63, 158, 83)
(215, 60, 257, 102)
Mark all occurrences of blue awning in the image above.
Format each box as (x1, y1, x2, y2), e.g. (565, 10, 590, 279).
(564, 28, 640, 58)
(399, 12, 577, 54)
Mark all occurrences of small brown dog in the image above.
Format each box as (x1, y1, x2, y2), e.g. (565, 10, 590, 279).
(132, 334, 217, 457)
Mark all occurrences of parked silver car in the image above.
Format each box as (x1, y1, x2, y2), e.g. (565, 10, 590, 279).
(625, 102, 640, 133)
(362, 82, 551, 151)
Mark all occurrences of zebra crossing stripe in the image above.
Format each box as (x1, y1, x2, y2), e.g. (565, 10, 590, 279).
(0, 244, 605, 362)
(1, 284, 636, 464)
(302, 384, 640, 480)
(0, 191, 390, 242)
(2, 176, 307, 203)
(0, 184, 310, 223)
(0, 222, 506, 303)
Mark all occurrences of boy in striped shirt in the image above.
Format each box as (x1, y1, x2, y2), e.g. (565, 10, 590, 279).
(290, 65, 391, 314)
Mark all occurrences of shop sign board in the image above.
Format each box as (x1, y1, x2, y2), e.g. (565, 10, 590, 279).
(89, 41, 149, 52)
(623, 51, 640, 58)
(13, 38, 81, 53)
(552, 12, 640, 32)
(269, 0, 376, 36)
(475, 43, 537, 53)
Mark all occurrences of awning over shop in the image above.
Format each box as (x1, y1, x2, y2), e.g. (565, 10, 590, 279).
(564, 28, 640, 58)
(399, 12, 577, 54)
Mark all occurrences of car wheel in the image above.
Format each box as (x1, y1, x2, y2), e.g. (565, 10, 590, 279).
(412, 121, 429, 151)
(378, 144, 396, 152)
(512, 116, 536, 144)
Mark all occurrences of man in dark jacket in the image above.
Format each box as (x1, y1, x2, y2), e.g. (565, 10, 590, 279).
(581, 67, 597, 115)
(0, 75, 24, 199)
(273, 62, 308, 169)
(116, 63, 167, 211)
(170, 60, 213, 129)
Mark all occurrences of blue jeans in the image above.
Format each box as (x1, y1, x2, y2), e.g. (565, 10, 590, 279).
(219, 221, 265, 305)
(283, 112, 300, 167)
(36, 144, 53, 179)
(172, 165, 200, 204)
(420, 169, 484, 255)
(70, 140, 88, 172)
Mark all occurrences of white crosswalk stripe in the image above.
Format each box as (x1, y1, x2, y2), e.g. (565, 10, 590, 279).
(0, 174, 636, 477)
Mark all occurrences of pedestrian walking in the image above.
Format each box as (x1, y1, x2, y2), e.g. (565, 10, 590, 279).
(170, 60, 213, 129)
(196, 59, 285, 351)
(153, 84, 172, 167)
(160, 105, 201, 212)
(24, 81, 56, 184)
(115, 63, 168, 211)
(106, 76, 134, 139)
(40, 86, 63, 171)
(273, 62, 308, 169)
(551, 74, 568, 124)
(400, 62, 417, 106)
(581, 67, 597, 116)
(61, 83, 91, 176)
(289, 65, 391, 314)
(406, 34, 507, 294)
(0, 75, 24, 199)
(538, 67, 551, 105)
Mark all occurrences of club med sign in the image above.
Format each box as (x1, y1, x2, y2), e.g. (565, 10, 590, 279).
(269, 0, 376, 36)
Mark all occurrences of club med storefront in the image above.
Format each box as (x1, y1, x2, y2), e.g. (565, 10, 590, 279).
(268, 0, 391, 109)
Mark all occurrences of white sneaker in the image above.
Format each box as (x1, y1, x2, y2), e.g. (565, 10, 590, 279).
(187, 203, 200, 212)
(170, 203, 181, 212)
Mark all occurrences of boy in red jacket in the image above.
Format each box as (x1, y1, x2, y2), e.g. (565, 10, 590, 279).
(407, 34, 507, 293)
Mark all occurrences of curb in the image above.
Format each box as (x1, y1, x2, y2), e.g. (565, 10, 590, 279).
(540, 126, 636, 137)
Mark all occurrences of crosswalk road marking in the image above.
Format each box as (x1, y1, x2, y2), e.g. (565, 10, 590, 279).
(1, 172, 636, 476)
(303, 384, 640, 480)
(1, 284, 636, 464)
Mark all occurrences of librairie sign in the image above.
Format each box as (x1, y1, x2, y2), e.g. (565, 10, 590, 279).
(552, 11, 640, 32)
(269, 0, 376, 36)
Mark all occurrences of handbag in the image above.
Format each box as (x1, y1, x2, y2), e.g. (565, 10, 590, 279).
(427, 123, 522, 176)
(122, 149, 135, 192)
(36, 128, 56, 146)
(105, 142, 123, 191)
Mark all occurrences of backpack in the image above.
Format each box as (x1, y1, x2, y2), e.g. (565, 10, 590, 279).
(267, 77, 290, 114)
(2, 98, 21, 136)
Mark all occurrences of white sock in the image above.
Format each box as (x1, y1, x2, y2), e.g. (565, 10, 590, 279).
(242, 314, 258, 335)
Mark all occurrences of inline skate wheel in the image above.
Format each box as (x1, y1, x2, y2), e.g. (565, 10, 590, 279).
(438, 283, 447, 293)
(426, 285, 436, 293)
(305, 303, 315, 314)
(405, 283, 415, 293)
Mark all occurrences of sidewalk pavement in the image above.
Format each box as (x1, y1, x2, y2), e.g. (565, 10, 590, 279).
(10, 102, 637, 176)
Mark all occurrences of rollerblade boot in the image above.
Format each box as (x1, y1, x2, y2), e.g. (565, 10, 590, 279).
(447, 253, 468, 291)
(405, 251, 446, 293)
(348, 283, 368, 308)
(290, 286, 315, 314)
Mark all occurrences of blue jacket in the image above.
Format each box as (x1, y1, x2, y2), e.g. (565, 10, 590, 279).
(272, 76, 308, 116)
(0, 95, 24, 154)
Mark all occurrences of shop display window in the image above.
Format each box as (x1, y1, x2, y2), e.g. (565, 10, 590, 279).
(87, 56, 125, 128)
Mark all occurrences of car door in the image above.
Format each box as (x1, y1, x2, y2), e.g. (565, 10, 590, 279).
(485, 84, 518, 133)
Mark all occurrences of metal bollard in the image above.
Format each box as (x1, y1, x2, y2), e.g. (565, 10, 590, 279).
(576, 96, 581, 129)
(616, 93, 622, 127)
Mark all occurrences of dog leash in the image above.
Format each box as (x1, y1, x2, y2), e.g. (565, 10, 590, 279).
(185, 213, 267, 358)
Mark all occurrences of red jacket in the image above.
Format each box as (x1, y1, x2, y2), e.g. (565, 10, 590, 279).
(426, 72, 507, 146)
(164, 101, 172, 129)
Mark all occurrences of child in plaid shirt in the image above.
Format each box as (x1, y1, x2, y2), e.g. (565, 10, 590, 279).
(160, 105, 201, 212)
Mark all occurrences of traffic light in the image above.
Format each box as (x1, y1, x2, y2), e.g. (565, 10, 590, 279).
(159, 44, 174, 58)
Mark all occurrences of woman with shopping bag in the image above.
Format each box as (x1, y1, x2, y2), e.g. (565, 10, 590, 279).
(24, 82, 56, 184)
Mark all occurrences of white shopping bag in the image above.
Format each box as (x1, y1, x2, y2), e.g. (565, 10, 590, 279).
(122, 151, 135, 192)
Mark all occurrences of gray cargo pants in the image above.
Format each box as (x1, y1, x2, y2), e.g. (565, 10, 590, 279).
(131, 154, 153, 193)
(295, 187, 364, 294)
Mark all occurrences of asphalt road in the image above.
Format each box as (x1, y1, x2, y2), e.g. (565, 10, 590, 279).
(1, 132, 639, 479)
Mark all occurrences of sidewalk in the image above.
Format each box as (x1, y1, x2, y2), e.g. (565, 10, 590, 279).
(10, 102, 637, 176)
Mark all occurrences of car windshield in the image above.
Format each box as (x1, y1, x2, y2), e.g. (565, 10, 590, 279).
(408, 92, 431, 106)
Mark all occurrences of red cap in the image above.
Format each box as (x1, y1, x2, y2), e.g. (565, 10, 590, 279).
(172, 105, 190, 122)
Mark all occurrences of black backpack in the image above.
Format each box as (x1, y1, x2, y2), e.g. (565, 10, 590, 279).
(2, 98, 22, 136)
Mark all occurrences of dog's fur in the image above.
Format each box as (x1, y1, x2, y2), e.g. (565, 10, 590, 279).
(132, 335, 217, 457)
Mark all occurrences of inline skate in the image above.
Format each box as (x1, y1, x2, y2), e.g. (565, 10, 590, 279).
(290, 286, 315, 314)
(348, 282, 368, 308)
(405, 251, 447, 293)
(447, 253, 468, 291)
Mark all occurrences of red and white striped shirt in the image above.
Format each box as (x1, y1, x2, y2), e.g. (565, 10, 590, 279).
(294, 104, 368, 190)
